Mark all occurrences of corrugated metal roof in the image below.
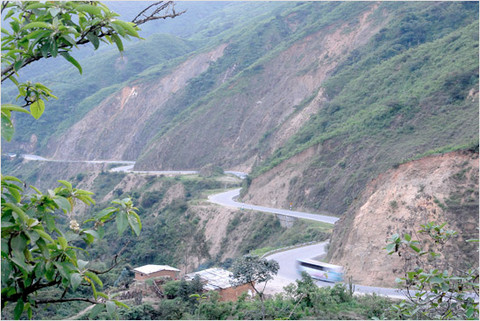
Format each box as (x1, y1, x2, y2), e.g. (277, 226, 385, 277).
(184, 267, 238, 290)
(133, 264, 180, 275)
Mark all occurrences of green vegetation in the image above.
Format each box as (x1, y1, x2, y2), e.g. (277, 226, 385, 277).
(0, 2, 184, 319)
(386, 222, 478, 319)
(231, 255, 279, 319)
(248, 3, 478, 213)
(101, 274, 395, 320)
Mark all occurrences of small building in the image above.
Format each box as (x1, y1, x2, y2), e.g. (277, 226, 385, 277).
(133, 264, 180, 281)
(184, 267, 254, 302)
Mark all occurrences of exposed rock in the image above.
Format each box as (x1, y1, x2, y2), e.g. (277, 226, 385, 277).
(327, 151, 479, 287)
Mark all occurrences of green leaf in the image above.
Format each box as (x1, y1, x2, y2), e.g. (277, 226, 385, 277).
(75, 4, 103, 17)
(127, 212, 141, 236)
(30, 99, 45, 119)
(6, 203, 29, 223)
(26, 304, 32, 320)
(21, 22, 51, 30)
(53, 196, 72, 213)
(85, 271, 103, 288)
(25, 3, 47, 10)
(83, 229, 99, 240)
(59, 52, 82, 74)
(117, 211, 128, 235)
(61, 34, 77, 47)
(430, 276, 443, 284)
(14, 299, 24, 320)
(57, 236, 68, 250)
(1, 104, 30, 114)
(89, 304, 104, 319)
(57, 180, 72, 190)
(83, 233, 94, 245)
(13, 60, 24, 72)
(94, 207, 117, 220)
(53, 261, 72, 279)
(385, 243, 395, 253)
(78, 259, 89, 270)
(1, 113, 14, 141)
(404, 233, 411, 242)
(3, 176, 23, 183)
(111, 20, 139, 37)
(45, 214, 56, 232)
(11, 234, 27, 254)
(111, 34, 124, 52)
(90, 279, 98, 300)
(106, 301, 116, 319)
(70, 273, 82, 291)
(86, 32, 100, 49)
(465, 307, 474, 319)
(409, 244, 421, 253)
(113, 300, 129, 309)
(29, 185, 42, 194)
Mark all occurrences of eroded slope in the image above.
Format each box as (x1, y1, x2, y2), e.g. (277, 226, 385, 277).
(327, 151, 479, 287)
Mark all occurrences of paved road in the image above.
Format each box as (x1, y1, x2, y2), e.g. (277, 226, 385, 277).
(208, 188, 339, 224)
(22, 154, 135, 165)
(15, 155, 431, 300)
(262, 242, 406, 299)
(21, 155, 197, 176)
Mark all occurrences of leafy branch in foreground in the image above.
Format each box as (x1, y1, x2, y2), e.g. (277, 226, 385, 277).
(385, 222, 479, 320)
(1, 176, 141, 319)
(1, 1, 183, 319)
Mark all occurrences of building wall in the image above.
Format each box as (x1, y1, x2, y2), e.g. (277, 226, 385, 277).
(134, 270, 178, 281)
(218, 283, 254, 302)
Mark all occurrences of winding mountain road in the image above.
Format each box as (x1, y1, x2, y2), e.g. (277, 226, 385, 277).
(208, 188, 339, 224)
(15, 155, 415, 299)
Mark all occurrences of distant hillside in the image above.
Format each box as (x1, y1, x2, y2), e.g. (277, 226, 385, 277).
(3, 2, 478, 217)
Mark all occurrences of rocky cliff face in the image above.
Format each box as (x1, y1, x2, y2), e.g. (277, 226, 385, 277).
(327, 150, 479, 287)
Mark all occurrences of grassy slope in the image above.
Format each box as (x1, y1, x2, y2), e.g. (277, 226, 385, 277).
(248, 3, 478, 214)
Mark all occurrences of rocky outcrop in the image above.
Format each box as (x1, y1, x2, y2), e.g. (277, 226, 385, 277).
(327, 151, 479, 287)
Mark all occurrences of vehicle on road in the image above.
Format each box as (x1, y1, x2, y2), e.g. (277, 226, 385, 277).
(296, 259, 344, 283)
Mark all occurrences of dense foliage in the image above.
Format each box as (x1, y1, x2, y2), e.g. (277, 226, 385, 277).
(103, 274, 396, 320)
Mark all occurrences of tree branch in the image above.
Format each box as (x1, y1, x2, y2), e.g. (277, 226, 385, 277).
(87, 240, 130, 275)
(35, 297, 99, 305)
(1, 1, 185, 83)
(132, 1, 186, 26)
(1, 1, 9, 14)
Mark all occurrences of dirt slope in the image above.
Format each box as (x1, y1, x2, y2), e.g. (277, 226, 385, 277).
(48, 44, 227, 161)
(135, 4, 385, 171)
(327, 150, 479, 287)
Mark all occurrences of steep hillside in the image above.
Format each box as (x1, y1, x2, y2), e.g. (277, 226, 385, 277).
(244, 6, 478, 215)
(134, 2, 383, 170)
(2, 2, 291, 154)
(48, 44, 228, 160)
(327, 150, 479, 287)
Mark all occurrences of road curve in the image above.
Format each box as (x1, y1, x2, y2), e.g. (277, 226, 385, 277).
(262, 242, 406, 299)
(15, 155, 409, 299)
(208, 188, 339, 224)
